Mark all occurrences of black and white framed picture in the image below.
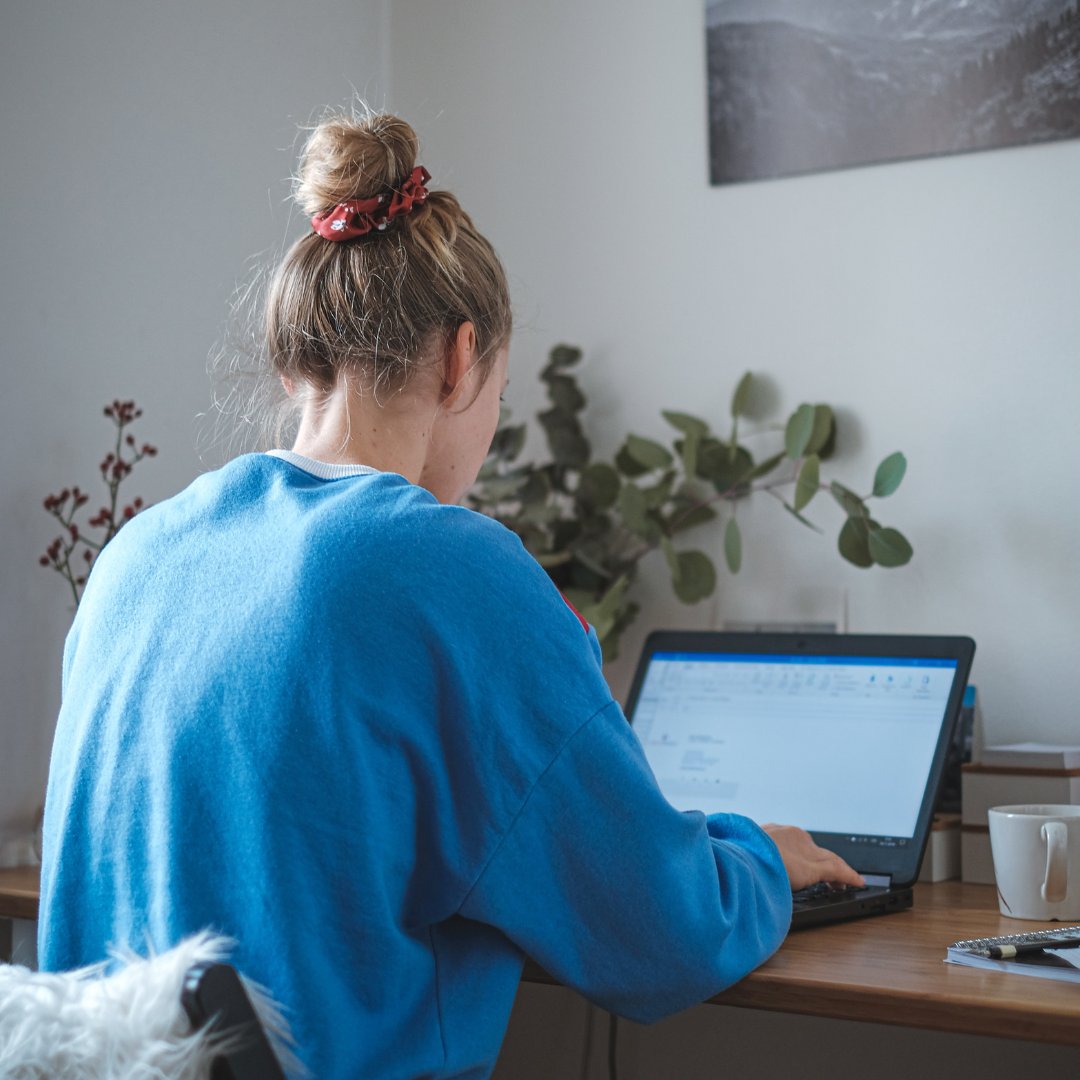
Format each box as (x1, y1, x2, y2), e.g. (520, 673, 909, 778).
(706, 0, 1080, 184)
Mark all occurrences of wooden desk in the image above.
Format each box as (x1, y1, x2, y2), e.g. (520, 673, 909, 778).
(710, 882, 1080, 1045)
(0, 866, 40, 921)
(6, 870, 1079, 1045)
(526, 882, 1080, 1047)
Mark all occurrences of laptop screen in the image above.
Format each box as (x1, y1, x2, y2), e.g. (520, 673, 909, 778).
(631, 650, 958, 843)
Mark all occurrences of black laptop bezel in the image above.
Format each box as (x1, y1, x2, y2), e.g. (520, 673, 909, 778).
(624, 631, 976, 887)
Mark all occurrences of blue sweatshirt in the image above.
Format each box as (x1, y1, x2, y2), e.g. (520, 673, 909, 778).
(39, 453, 791, 1079)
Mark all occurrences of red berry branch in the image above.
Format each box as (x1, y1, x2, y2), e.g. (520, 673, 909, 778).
(40, 400, 158, 606)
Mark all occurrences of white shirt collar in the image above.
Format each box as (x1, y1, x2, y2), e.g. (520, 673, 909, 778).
(265, 449, 381, 480)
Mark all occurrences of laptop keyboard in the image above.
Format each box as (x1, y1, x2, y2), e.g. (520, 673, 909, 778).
(792, 882, 869, 907)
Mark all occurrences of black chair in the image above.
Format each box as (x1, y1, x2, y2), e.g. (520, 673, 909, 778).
(182, 961, 288, 1080)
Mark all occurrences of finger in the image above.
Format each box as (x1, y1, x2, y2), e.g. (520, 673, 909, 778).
(819, 853, 864, 887)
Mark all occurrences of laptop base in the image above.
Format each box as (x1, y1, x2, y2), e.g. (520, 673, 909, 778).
(790, 886, 914, 930)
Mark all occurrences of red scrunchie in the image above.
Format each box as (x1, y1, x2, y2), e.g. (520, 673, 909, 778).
(310, 166, 431, 241)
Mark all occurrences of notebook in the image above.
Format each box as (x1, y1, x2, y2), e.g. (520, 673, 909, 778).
(624, 631, 976, 929)
(946, 926, 1080, 984)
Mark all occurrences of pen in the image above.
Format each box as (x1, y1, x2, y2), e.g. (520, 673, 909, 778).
(986, 939, 1080, 959)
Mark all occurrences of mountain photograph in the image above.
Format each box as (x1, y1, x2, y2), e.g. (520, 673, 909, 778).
(706, 0, 1080, 183)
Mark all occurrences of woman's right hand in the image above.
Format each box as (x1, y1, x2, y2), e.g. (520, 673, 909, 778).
(760, 823, 865, 891)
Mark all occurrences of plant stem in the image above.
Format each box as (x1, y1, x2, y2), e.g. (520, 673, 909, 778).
(106, 421, 124, 544)
(761, 486, 825, 533)
(60, 550, 79, 606)
(667, 471, 799, 533)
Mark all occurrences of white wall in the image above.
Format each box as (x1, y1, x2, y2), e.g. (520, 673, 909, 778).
(388, 0, 1080, 733)
(0, 0, 386, 843)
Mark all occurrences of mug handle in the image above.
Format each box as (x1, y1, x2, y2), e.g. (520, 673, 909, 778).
(1041, 821, 1068, 903)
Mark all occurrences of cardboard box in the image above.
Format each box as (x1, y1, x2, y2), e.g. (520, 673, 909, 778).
(961, 764, 1080, 826)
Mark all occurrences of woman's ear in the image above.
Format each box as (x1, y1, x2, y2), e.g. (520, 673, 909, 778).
(280, 375, 296, 396)
(441, 322, 479, 407)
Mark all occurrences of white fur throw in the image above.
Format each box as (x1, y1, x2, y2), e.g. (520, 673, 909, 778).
(0, 931, 303, 1079)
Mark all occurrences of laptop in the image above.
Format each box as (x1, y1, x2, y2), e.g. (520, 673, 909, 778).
(624, 631, 976, 929)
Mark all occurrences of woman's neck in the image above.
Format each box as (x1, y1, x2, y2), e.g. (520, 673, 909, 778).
(290, 379, 438, 485)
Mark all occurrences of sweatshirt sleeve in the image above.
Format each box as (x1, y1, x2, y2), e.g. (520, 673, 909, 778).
(458, 700, 792, 1024)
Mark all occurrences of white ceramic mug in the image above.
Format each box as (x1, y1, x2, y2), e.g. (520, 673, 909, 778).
(988, 804, 1080, 920)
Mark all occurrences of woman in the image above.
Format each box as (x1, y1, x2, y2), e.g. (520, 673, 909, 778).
(39, 111, 860, 1079)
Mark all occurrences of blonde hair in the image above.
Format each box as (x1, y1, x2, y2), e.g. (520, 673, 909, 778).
(266, 112, 512, 397)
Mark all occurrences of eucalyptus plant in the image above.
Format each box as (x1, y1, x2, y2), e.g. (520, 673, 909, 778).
(468, 345, 912, 660)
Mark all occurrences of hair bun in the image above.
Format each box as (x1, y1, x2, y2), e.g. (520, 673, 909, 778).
(296, 113, 420, 216)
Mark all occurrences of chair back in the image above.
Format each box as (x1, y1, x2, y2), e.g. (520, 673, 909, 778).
(0, 932, 293, 1079)
(182, 961, 287, 1080)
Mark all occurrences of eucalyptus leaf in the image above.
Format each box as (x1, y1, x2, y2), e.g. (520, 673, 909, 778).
(545, 374, 586, 415)
(805, 405, 835, 457)
(521, 470, 552, 505)
(600, 598, 640, 663)
(641, 471, 676, 509)
(724, 517, 742, 573)
(538, 409, 590, 469)
(872, 452, 907, 498)
(579, 574, 630, 640)
(577, 463, 620, 510)
(614, 444, 650, 477)
(793, 454, 820, 512)
(561, 587, 593, 611)
(489, 423, 527, 462)
(673, 550, 716, 603)
(579, 609, 616, 643)
(476, 473, 531, 501)
(519, 498, 561, 526)
(785, 404, 815, 459)
(746, 450, 786, 482)
(816, 418, 838, 460)
(617, 482, 652, 539)
(659, 535, 680, 579)
(838, 516, 874, 568)
(543, 344, 583, 376)
(681, 430, 700, 479)
(829, 481, 869, 519)
(731, 372, 754, 418)
(535, 551, 573, 568)
(624, 434, 674, 471)
(697, 439, 753, 492)
(662, 411, 709, 438)
(868, 524, 914, 567)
